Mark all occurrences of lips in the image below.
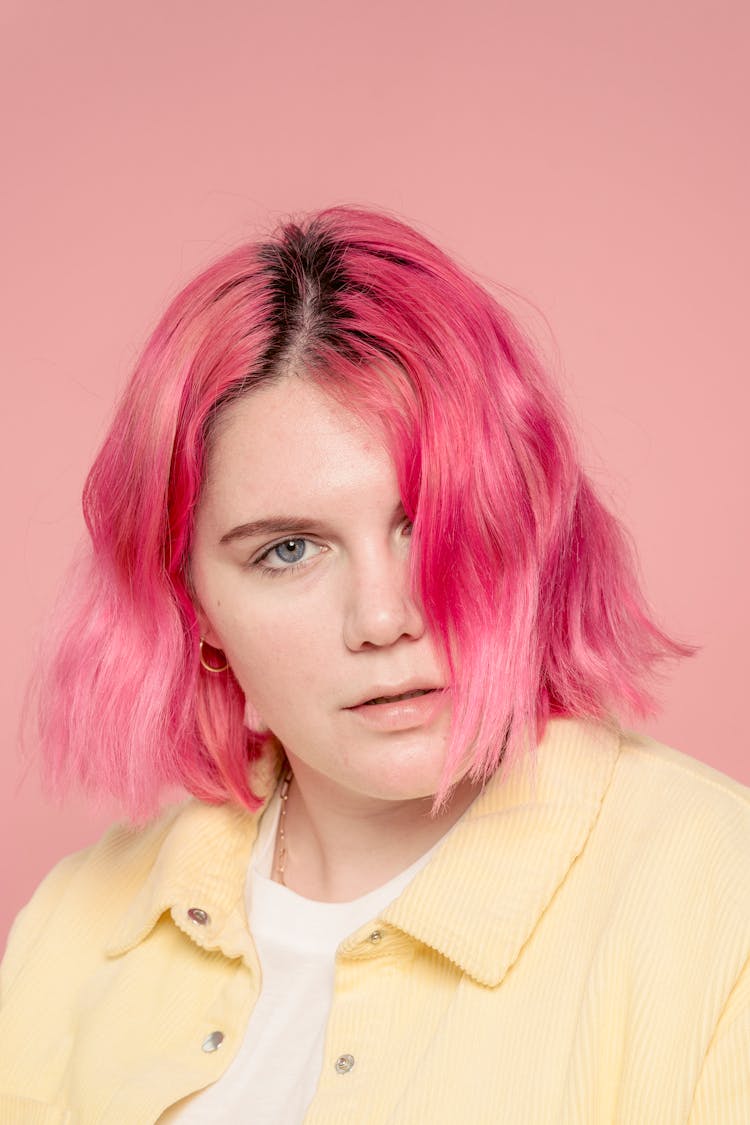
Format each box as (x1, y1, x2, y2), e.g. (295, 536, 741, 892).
(347, 680, 444, 707)
(363, 688, 433, 706)
(346, 686, 447, 730)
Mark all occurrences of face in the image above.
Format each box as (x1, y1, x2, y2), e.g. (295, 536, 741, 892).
(189, 375, 454, 806)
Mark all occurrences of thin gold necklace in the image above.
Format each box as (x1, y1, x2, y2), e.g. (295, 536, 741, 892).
(273, 768, 294, 886)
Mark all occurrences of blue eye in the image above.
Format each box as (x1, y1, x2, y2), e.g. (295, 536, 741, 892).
(272, 539, 306, 564)
(252, 519, 412, 579)
(253, 537, 320, 578)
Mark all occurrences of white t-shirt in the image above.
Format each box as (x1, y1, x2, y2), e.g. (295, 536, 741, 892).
(160, 787, 442, 1123)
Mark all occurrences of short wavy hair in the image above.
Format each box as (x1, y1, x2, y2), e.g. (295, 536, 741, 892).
(29, 205, 693, 820)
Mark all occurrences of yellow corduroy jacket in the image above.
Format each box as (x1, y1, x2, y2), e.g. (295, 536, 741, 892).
(1, 718, 749, 1124)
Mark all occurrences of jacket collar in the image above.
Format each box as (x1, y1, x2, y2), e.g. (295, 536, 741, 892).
(107, 718, 620, 986)
(106, 742, 285, 964)
(376, 717, 621, 986)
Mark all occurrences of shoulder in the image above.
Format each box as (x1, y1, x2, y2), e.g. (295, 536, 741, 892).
(596, 728, 750, 952)
(611, 728, 749, 841)
(607, 727, 750, 874)
(535, 718, 749, 867)
(1, 788, 269, 1004)
(1, 801, 189, 997)
(617, 728, 748, 804)
(2, 739, 286, 970)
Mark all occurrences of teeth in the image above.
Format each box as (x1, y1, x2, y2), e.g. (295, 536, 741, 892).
(365, 689, 431, 705)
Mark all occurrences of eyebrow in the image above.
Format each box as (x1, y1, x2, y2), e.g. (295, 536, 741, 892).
(219, 500, 407, 546)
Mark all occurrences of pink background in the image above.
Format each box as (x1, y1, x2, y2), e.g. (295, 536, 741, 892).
(1, 0, 748, 951)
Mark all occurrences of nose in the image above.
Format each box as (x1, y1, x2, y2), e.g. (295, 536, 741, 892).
(343, 546, 425, 651)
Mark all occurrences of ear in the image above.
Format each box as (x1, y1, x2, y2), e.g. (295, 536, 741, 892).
(184, 561, 224, 650)
(195, 607, 224, 650)
(187, 589, 223, 650)
(202, 628, 225, 650)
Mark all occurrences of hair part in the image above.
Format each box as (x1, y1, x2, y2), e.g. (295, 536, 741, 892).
(26, 205, 696, 821)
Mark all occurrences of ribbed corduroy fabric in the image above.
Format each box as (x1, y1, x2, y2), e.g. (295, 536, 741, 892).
(1, 718, 748, 1123)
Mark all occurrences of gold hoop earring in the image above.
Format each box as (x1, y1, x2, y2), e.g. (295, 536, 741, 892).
(199, 639, 229, 673)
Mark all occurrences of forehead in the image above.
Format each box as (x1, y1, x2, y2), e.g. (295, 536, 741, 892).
(200, 376, 397, 516)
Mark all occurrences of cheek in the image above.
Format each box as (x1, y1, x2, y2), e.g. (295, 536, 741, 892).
(191, 555, 341, 704)
(221, 607, 338, 705)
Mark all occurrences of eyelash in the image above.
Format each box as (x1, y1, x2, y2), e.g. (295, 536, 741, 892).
(251, 521, 414, 579)
(252, 538, 323, 579)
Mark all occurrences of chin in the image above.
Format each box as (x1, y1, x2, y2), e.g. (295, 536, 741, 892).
(361, 754, 448, 803)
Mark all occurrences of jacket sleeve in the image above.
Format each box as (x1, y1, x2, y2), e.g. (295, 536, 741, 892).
(0, 850, 90, 1005)
(688, 955, 750, 1124)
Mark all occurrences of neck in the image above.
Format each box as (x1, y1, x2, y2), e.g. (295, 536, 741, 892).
(274, 759, 483, 902)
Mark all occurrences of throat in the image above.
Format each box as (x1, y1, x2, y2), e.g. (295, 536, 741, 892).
(270, 767, 482, 903)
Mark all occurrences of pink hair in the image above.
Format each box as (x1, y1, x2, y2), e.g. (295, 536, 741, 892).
(28, 206, 694, 820)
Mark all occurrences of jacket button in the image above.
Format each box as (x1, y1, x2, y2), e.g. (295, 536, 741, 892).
(188, 907, 211, 926)
(368, 929, 383, 943)
(335, 1053, 355, 1074)
(202, 1031, 225, 1052)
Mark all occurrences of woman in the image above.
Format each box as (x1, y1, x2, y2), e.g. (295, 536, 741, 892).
(1, 206, 747, 1123)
